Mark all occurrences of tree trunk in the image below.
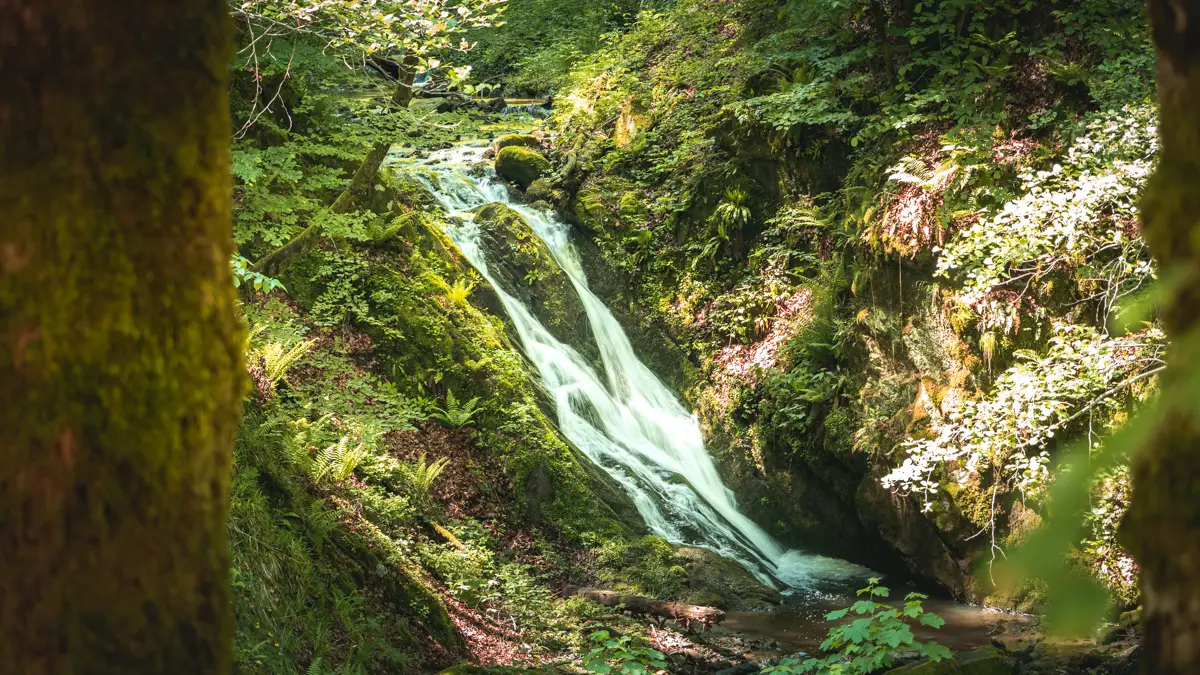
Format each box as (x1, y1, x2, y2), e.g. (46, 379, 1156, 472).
(1123, 3, 1200, 674)
(563, 586, 726, 629)
(252, 53, 421, 275)
(0, 1, 242, 672)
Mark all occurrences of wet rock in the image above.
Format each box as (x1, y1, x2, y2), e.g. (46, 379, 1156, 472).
(714, 663, 760, 675)
(855, 465, 970, 598)
(887, 646, 1015, 674)
(1094, 622, 1122, 645)
(673, 547, 782, 610)
(495, 145, 550, 189)
(472, 202, 597, 361)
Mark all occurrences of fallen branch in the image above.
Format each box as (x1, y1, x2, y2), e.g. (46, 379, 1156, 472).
(564, 586, 725, 631)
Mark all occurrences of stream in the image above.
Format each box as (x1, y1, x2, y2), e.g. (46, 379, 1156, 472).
(392, 135, 1031, 653)
(406, 142, 866, 592)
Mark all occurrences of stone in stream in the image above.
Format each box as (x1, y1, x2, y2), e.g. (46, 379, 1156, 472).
(887, 646, 1015, 674)
(495, 133, 541, 152)
(495, 145, 550, 189)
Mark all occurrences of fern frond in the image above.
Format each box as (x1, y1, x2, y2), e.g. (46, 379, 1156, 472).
(406, 453, 451, 509)
(446, 278, 475, 307)
(430, 390, 482, 428)
(264, 338, 318, 385)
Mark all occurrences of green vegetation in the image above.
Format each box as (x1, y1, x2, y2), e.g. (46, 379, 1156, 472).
(539, 0, 1162, 613)
(762, 579, 950, 675)
(13, 0, 1198, 671)
(220, 0, 1181, 668)
(581, 630, 670, 675)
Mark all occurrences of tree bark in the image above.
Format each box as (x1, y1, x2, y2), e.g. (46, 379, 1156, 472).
(0, 1, 243, 672)
(563, 586, 726, 628)
(252, 53, 421, 275)
(1123, 2, 1200, 673)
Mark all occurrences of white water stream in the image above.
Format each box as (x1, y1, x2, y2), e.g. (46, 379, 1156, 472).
(409, 144, 867, 591)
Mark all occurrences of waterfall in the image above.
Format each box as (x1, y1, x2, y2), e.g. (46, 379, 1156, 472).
(411, 144, 868, 592)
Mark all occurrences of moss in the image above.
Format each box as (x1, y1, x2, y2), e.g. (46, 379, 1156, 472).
(473, 202, 597, 360)
(672, 547, 781, 609)
(525, 178, 558, 204)
(0, 3, 243, 670)
(495, 134, 541, 151)
(619, 192, 648, 220)
(594, 536, 689, 598)
(495, 146, 550, 189)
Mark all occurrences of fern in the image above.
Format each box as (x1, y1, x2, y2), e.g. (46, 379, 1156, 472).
(246, 330, 317, 396)
(263, 339, 318, 386)
(714, 187, 751, 239)
(307, 657, 325, 675)
(430, 389, 482, 428)
(445, 278, 475, 307)
(406, 453, 451, 510)
(311, 436, 369, 483)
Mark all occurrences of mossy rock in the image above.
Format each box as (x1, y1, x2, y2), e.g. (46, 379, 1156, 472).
(495, 145, 550, 189)
(572, 187, 610, 232)
(673, 547, 782, 610)
(495, 133, 541, 151)
(619, 191, 648, 221)
(888, 647, 1015, 674)
(526, 177, 558, 204)
(472, 202, 597, 361)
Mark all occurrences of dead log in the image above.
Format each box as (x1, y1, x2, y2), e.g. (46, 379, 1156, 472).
(564, 586, 726, 631)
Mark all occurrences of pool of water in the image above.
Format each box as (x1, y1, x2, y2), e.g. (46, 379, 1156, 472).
(724, 590, 1034, 654)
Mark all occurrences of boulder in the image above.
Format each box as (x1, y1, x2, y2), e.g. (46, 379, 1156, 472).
(888, 647, 1015, 674)
(496, 133, 541, 152)
(673, 547, 782, 610)
(472, 202, 596, 361)
(495, 145, 550, 189)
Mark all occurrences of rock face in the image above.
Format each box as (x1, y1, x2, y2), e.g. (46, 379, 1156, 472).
(472, 202, 597, 361)
(855, 467, 971, 598)
(888, 647, 1015, 674)
(495, 145, 550, 189)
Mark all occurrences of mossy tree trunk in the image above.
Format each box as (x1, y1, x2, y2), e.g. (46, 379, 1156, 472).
(1124, 3, 1200, 673)
(0, 1, 243, 672)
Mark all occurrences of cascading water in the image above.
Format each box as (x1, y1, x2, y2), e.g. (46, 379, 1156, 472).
(408, 143, 868, 592)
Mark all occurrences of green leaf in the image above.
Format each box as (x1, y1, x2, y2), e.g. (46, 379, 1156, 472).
(843, 618, 872, 644)
(825, 608, 849, 620)
(922, 642, 953, 662)
(850, 600, 876, 615)
(920, 612, 946, 629)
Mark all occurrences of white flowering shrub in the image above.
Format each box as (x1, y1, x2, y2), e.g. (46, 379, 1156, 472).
(882, 323, 1165, 508)
(936, 105, 1158, 312)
